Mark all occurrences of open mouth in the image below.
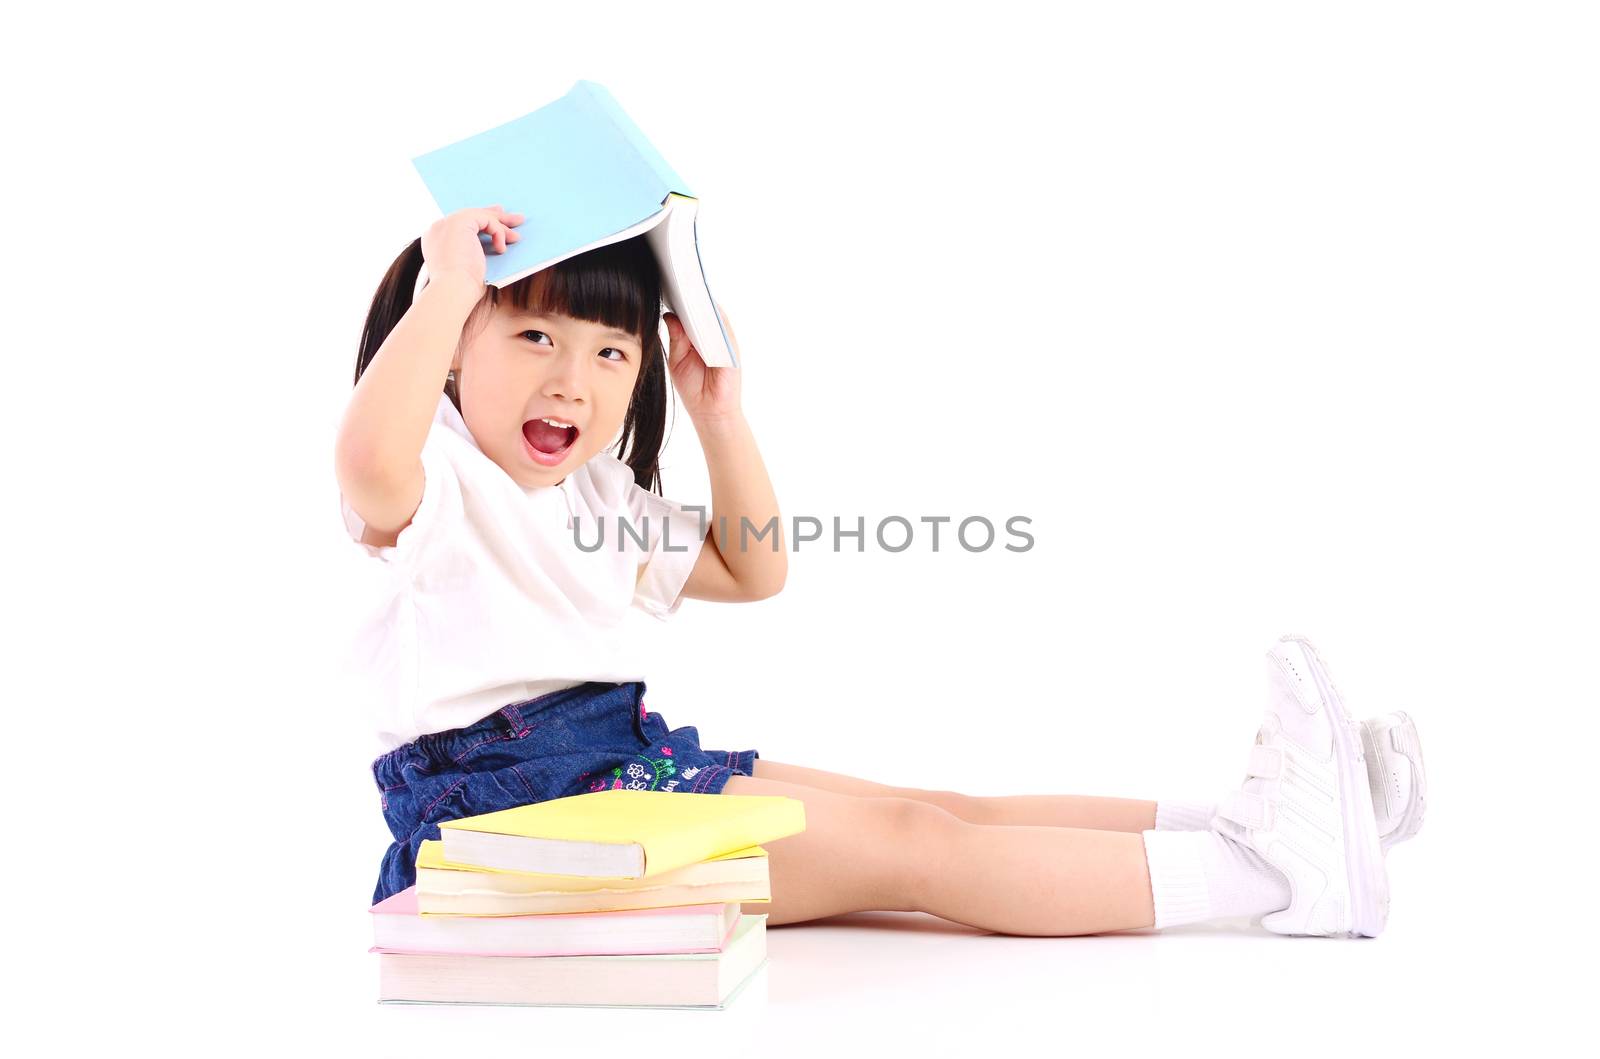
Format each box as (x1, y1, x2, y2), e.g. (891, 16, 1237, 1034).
(521, 417, 580, 466)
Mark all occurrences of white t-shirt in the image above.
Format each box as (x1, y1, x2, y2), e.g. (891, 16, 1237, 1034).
(339, 393, 707, 754)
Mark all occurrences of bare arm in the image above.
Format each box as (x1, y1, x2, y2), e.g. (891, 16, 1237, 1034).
(334, 207, 522, 527)
(680, 410, 786, 601)
(658, 307, 785, 603)
(335, 274, 481, 484)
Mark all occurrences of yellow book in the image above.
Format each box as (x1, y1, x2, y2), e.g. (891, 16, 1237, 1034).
(436, 789, 806, 880)
(414, 840, 774, 916)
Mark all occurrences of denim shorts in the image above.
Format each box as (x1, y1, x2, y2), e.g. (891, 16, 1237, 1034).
(371, 680, 759, 904)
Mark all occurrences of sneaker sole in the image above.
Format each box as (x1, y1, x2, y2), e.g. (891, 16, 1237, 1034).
(1289, 637, 1389, 937)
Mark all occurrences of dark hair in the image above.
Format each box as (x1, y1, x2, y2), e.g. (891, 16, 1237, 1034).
(353, 234, 673, 494)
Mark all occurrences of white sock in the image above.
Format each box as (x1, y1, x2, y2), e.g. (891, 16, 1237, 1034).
(1141, 829, 1292, 928)
(1154, 800, 1216, 831)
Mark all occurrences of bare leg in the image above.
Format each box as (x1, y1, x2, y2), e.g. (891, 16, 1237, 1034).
(954, 793, 1158, 832)
(725, 774, 1156, 936)
(753, 759, 1159, 833)
(918, 820, 1156, 935)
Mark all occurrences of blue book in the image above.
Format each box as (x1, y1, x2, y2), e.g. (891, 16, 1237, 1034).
(411, 80, 737, 368)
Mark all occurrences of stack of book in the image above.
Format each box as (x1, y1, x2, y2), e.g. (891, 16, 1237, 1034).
(369, 788, 807, 1009)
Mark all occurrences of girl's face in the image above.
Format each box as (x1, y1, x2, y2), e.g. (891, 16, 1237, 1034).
(451, 299, 646, 488)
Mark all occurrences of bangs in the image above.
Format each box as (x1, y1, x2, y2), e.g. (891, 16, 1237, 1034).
(489, 235, 661, 349)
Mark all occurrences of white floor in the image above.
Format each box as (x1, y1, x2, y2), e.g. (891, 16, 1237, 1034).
(180, 847, 1578, 1055)
(323, 906, 1569, 1055)
(20, 797, 1581, 1056)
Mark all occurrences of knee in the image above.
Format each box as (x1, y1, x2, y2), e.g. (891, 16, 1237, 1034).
(894, 786, 986, 825)
(885, 794, 958, 834)
(878, 796, 962, 909)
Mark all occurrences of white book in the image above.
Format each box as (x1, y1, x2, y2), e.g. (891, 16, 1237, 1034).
(376, 913, 768, 1010)
(371, 885, 741, 957)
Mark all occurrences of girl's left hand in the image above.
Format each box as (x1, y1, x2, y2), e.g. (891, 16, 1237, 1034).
(664, 305, 742, 425)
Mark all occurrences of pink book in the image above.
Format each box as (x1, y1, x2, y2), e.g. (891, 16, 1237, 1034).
(370, 886, 742, 957)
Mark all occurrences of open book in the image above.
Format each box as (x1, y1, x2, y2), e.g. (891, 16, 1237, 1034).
(411, 79, 738, 368)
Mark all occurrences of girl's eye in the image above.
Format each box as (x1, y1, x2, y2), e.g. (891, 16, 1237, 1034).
(521, 330, 628, 363)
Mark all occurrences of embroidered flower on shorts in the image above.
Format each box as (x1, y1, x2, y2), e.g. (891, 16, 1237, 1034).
(617, 749, 678, 791)
(588, 765, 625, 793)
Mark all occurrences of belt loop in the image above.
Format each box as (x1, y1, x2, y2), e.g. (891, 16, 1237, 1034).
(498, 702, 531, 738)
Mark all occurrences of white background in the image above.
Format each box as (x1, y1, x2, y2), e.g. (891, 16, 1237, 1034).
(5, 0, 1596, 1053)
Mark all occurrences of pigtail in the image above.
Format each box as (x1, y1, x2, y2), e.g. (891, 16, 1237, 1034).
(354, 238, 427, 388)
(617, 325, 669, 494)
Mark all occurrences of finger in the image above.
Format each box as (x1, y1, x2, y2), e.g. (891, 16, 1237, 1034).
(664, 319, 687, 365)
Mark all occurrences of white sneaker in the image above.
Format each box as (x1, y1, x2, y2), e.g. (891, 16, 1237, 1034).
(1214, 635, 1390, 937)
(1363, 712, 1428, 852)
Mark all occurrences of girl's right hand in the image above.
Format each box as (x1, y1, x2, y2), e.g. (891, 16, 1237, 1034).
(421, 205, 524, 289)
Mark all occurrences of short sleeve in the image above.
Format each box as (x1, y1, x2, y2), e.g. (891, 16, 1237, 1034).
(615, 467, 707, 620)
(338, 441, 459, 569)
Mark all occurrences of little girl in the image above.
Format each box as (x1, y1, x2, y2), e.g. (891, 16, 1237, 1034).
(338, 205, 1428, 937)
